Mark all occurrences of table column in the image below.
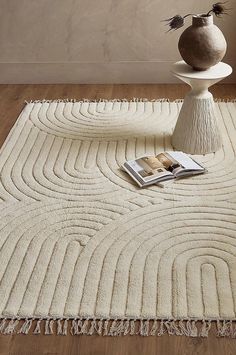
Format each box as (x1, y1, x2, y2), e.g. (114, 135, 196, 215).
(171, 61, 232, 155)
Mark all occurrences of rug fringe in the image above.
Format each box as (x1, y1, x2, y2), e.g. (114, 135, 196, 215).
(1, 318, 236, 337)
(24, 98, 236, 104)
(18, 318, 33, 334)
(24, 98, 175, 104)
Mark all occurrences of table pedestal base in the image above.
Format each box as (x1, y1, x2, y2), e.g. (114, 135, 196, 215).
(172, 92, 222, 155)
(171, 61, 232, 155)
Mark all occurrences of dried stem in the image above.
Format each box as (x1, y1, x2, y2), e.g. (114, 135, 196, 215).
(163, 2, 231, 32)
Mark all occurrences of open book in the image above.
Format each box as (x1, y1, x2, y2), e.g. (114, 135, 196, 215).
(122, 151, 206, 187)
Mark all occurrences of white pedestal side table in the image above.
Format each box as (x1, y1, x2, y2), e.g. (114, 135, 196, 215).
(171, 61, 232, 155)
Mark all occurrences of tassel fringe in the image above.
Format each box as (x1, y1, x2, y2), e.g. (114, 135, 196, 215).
(24, 98, 181, 104)
(24, 98, 236, 105)
(0, 318, 236, 337)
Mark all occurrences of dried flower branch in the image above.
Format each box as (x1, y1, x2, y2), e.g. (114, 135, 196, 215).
(163, 15, 185, 32)
(207, 2, 231, 17)
(163, 14, 194, 32)
(163, 2, 231, 32)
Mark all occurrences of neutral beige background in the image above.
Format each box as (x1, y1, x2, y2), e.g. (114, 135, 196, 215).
(0, 0, 235, 83)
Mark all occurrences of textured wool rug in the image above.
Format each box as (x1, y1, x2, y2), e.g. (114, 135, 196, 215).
(0, 99, 236, 337)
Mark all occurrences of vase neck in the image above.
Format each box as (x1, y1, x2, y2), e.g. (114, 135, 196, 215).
(192, 15, 213, 27)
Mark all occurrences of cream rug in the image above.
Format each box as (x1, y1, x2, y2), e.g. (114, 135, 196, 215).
(0, 99, 236, 337)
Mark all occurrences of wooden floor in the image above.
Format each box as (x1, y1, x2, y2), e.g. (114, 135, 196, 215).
(0, 84, 236, 355)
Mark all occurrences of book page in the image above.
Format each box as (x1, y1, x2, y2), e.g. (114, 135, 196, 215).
(126, 156, 173, 184)
(166, 151, 204, 171)
(155, 153, 182, 172)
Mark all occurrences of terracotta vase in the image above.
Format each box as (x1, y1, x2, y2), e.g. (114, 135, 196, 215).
(178, 14, 227, 71)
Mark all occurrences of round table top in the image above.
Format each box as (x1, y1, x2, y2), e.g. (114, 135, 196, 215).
(171, 61, 232, 80)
